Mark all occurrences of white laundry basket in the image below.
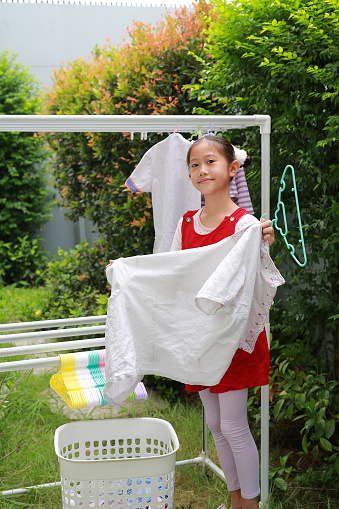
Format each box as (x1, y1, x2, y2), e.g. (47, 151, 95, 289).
(54, 418, 179, 509)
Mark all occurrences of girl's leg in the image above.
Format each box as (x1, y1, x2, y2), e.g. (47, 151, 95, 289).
(199, 389, 242, 509)
(218, 389, 260, 505)
(200, 388, 260, 508)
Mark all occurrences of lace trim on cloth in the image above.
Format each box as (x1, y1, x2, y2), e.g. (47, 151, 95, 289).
(230, 228, 283, 353)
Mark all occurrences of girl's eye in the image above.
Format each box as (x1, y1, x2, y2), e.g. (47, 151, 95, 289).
(207, 159, 215, 164)
(191, 163, 198, 168)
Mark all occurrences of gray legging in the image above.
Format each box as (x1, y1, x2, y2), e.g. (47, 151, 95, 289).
(199, 388, 260, 500)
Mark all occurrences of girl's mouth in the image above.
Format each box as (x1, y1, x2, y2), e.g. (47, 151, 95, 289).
(199, 178, 214, 184)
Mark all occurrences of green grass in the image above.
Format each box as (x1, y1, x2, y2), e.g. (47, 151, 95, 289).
(0, 370, 337, 508)
(0, 286, 338, 508)
(0, 284, 50, 324)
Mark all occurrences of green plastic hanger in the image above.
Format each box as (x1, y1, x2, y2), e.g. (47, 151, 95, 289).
(271, 165, 307, 268)
(188, 124, 202, 141)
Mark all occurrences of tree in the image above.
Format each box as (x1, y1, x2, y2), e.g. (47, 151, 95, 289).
(44, 2, 211, 262)
(189, 0, 338, 373)
(0, 50, 54, 285)
(41, 2, 213, 319)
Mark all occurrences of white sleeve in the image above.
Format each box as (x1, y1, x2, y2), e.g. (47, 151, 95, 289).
(170, 218, 183, 251)
(125, 149, 153, 192)
(195, 224, 262, 315)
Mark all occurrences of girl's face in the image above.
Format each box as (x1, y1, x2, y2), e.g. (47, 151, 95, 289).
(188, 140, 239, 196)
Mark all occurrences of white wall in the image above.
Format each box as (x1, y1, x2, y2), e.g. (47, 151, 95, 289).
(0, 3, 174, 88)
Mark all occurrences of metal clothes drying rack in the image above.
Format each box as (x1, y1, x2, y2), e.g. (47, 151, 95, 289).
(0, 114, 271, 506)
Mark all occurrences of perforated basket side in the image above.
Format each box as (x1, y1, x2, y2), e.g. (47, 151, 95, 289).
(54, 418, 179, 481)
(59, 470, 175, 508)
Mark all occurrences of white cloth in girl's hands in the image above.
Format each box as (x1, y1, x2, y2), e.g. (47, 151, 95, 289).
(103, 221, 284, 407)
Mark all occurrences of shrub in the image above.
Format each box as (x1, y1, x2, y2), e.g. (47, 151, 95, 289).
(40, 240, 109, 319)
(189, 0, 339, 373)
(41, 2, 213, 310)
(0, 50, 54, 285)
(0, 235, 47, 286)
(43, 2, 212, 261)
(269, 339, 339, 490)
(41, 4, 214, 399)
(246, 338, 338, 492)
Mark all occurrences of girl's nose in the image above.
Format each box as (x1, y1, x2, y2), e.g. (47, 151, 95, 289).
(199, 166, 207, 175)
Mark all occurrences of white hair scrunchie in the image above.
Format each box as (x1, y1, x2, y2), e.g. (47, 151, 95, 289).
(232, 146, 247, 167)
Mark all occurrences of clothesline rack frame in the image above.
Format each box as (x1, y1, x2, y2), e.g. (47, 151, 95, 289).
(0, 114, 271, 506)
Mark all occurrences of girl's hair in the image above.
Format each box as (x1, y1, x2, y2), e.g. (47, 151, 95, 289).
(186, 135, 251, 168)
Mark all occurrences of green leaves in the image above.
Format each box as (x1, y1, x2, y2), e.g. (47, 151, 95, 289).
(269, 452, 294, 491)
(325, 419, 336, 439)
(0, 51, 54, 285)
(44, 3, 210, 265)
(42, 240, 109, 320)
(190, 0, 339, 378)
(319, 438, 333, 452)
(0, 50, 41, 115)
(273, 477, 288, 491)
(269, 340, 339, 489)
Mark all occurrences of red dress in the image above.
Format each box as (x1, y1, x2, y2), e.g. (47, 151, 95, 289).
(182, 208, 270, 393)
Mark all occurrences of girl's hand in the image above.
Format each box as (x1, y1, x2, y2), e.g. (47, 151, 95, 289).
(105, 260, 114, 270)
(260, 218, 275, 247)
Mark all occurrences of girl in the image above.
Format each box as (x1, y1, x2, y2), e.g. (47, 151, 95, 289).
(170, 135, 274, 509)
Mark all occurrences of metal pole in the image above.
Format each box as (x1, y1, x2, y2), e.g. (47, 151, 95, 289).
(260, 130, 271, 505)
(1, 482, 61, 498)
(0, 114, 271, 134)
(0, 314, 107, 333)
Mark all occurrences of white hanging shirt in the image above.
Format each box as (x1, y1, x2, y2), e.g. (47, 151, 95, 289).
(125, 133, 201, 253)
(103, 221, 284, 407)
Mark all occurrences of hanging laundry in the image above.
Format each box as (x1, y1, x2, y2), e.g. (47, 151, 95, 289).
(50, 349, 147, 410)
(104, 220, 284, 407)
(126, 133, 201, 253)
(229, 166, 254, 214)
